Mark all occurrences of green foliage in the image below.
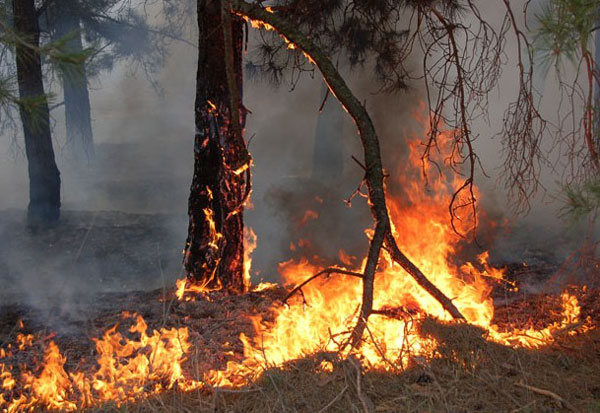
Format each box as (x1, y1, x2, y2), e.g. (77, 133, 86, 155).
(16, 94, 55, 133)
(43, 30, 96, 81)
(534, 0, 599, 68)
(561, 179, 600, 222)
(533, 1, 600, 221)
(0, 3, 94, 136)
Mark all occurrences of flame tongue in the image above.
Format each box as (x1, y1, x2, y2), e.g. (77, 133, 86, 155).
(1, 107, 596, 411)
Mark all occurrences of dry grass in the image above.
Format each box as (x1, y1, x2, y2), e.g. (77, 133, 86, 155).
(102, 320, 600, 413)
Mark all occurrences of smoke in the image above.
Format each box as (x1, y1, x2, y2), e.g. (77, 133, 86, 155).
(0, 3, 197, 324)
(0, 0, 596, 326)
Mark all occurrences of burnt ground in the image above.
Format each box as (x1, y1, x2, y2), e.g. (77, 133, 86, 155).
(0, 209, 187, 333)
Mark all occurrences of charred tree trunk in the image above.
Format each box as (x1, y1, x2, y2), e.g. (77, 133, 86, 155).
(51, 5, 95, 161)
(184, 0, 250, 293)
(13, 0, 61, 227)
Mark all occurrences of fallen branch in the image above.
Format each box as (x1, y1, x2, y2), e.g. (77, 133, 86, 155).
(514, 381, 576, 411)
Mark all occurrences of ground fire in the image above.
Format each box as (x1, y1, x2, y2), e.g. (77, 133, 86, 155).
(1, 107, 597, 412)
(1, 0, 600, 412)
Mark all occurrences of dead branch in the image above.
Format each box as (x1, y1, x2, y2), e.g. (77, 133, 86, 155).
(427, 6, 477, 237)
(318, 86, 330, 113)
(230, 1, 466, 349)
(283, 268, 364, 304)
(383, 233, 465, 320)
(499, 0, 547, 212)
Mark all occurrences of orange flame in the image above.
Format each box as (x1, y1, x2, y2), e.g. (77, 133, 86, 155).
(1, 105, 596, 411)
(244, 227, 258, 291)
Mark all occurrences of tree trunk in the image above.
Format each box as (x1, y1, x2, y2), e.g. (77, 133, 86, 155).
(184, 0, 249, 293)
(595, 15, 599, 110)
(52, 6, 95, 161)
(13, 0, 61, 227)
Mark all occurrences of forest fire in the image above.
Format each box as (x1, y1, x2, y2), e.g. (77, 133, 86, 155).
(1, 110, 596, 412)
(1, 0, 599, 410)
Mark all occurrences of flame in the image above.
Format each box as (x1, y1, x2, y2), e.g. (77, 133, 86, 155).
(488, 291, 588, 347)
(243, 227, 258, 291)
(299, 210, 319, 227)
(236, 14, 315, 64)
(1, 315, 195, 411)
(204, 207, 223, 250)
(201, 106, 595, 377)
(251, 281, 278, 292)
(176, 224, 255, 301)
(1, 105, 596, 411)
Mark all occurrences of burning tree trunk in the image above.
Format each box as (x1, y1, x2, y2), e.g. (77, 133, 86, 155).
(13, 0, 61, 227)
(229, 1, 465, 346)
(50, 5, 95, 161)
(184, 0, 251, 293)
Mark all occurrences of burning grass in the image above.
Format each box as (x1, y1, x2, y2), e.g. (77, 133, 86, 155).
(1, 283, 599, 412)
(2, 106, 599, 411)
(100, 308, 600, 412)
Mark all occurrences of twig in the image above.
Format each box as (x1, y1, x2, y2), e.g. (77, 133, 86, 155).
(347, 356, 375, 413)
(514, 381, 576, 411)
(210, 386, 260, 394)
(283, 268, 364, 304)
(351, 155, 367, 171)
(55, 211, 98, 298)
(318, 384, 348, 413)
(156, 242, 169, 330)
(344, 179, 367, 207)
(363, 321, 401, 372)
(318, 86, 330, 113)
(73, 211, 97, 263)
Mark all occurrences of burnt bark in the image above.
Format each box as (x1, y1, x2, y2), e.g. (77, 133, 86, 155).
(50, 4, 95, 161)
(184, 0, 250, 293)
(230, 1, 465, 345)
(13, 0, 61, 227)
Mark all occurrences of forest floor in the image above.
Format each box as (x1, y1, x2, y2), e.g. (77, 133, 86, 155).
(2, 281, 599, 412)
(0, 209, 185, 330)
(0, 210, 599, 411)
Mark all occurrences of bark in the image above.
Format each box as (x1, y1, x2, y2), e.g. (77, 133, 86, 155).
(13, 0, 61, 227)
(184, 0, 249, 293)
(595, 15, 599, 109)
(51, 4, 95, 161)
(230, 1, 465, 345)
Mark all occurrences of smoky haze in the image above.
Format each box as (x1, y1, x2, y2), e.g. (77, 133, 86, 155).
(0, 0, 594, 325)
